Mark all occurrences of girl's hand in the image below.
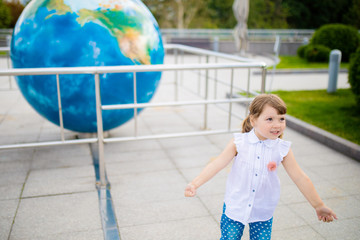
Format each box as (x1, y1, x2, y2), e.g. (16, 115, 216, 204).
(316, 205, 338, 223)
(184, 183, 197, 197)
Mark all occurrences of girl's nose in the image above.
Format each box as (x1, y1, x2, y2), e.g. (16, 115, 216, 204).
(273, 121, 281, 127)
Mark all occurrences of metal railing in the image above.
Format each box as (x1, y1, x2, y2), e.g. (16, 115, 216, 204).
(0, 44, 267, 186)
(161, 28, 315, 42)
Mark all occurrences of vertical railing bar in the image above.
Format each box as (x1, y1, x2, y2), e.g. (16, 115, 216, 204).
(204, 55, 209, 130)
(180, 49, 184, 86)
(246, 68, 251, 97)
(133, 71, 138, 137)
(95, 73, 106, 187)
(56, 74, 65, 142)
(214, 56, 218, 99)
(245, 68, 251, 117)
(261, 67, 267, 93)
(174, 48, 178, 101)
(228, 68, 234, 130)
(198, 55, 201, 95)
(6, 50, 12, 89)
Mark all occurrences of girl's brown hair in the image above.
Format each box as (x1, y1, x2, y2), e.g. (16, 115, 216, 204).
(242, 94, 287, 134)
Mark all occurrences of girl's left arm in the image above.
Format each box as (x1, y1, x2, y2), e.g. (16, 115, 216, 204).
(282, 148, 338, 222)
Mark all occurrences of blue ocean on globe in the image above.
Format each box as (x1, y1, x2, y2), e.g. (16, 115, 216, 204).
(10, 0, 164, 133)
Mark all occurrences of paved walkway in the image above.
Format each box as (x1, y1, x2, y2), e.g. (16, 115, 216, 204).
(0, 54, 359, 240)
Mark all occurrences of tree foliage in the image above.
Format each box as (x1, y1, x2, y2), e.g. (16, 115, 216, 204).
(0, 1, 12, 28)
(5, 0, 25, 28)
(206, 0, 236, 29)
(142, 0, 360, 29)
(248, 0, 288, 29)
(1, 0, 359, 29)
(142, 0, 205, 29)
(282, 0, 358, 29)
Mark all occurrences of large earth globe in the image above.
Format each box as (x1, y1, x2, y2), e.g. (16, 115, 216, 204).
(10, 0, 164, 133)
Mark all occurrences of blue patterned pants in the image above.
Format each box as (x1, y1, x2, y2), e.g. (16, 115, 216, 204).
(220, 204, 273, 240)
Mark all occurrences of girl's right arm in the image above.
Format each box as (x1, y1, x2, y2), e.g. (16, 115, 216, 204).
(184, 139, 237, 197)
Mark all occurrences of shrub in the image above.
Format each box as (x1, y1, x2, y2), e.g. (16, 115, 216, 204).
(311, 24, 360, 62)
(304, 44, 331, 62)
(348, 48, 360, 108)
(297, 44, 308, 58)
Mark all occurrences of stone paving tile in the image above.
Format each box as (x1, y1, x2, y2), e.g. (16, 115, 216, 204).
(22, 229, 105, 240)
(22, 165, 96, 198)
(33, 144, 92, 160)
(10, 192, 102, 240)
(307, 162, 360, 180)
(111, 180, 185, 206)
(311, 217, 360, 240)
(104, 148, 168, 163)
(0, 148, 34, 163)
(115, 198, 210, 228)
(0, 199, 18, 240)
(331, 176, 360, 196)
(290, 195, 360, 225)
(0, 183, 24, 201)
(31, 154, 93, 170)
(119, 216, 220, 240)
(271, 225, 326, 240)
(272, 205, 308, 231)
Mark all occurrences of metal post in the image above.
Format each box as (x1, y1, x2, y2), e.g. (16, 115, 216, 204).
(174, 49, 178, 101)
(198, 55, 202, 95)
(133, 72, 138, 136)
(261, 67, 266, 93)
(204, 56, 209, 130)
(246, 68, 251, 97)
(94, 73, 106, 187)
(6, 51, 12, 88)
(328, 49, 342, 93)
(213, 36, 219, 52)
(180, 49, 184, 86)
(56, 74, 65, 141)
(245, 68, 251, 117)
(214, 57, 218, 99)
(228, 69, 234, 130)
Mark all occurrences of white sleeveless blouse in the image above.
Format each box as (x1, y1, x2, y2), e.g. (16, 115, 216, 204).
(224, 129, 291, 224)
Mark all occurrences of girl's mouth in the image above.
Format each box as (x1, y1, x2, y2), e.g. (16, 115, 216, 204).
(270, 130, 280, 135)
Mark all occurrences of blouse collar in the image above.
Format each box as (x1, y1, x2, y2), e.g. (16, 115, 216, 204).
(248, 129, 278, 148)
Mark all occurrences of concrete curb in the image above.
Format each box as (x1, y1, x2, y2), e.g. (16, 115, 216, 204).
(286, 114, 360, 162)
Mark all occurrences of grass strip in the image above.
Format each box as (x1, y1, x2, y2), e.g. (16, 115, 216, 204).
(276, 55, 349, 69)
(272, 89, 360, 145)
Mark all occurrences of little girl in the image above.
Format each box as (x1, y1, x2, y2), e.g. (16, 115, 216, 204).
(184, 94, 337, 240)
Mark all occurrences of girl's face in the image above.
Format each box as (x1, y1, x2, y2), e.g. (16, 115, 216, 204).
(250, 104, 286, 140)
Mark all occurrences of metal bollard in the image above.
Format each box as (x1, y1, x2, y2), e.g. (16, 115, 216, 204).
(213, 36, 219, 52)
(327, 49, 342, 93)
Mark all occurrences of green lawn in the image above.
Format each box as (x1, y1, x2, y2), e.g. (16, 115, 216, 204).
(272, 89, 360, 145)
(276, 55, 349, 69)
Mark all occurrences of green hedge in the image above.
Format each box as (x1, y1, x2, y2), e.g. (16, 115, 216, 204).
(349, 48, 360, 108)
(304, 45, 331, 62)
(311, 24, 360, 62)
(297, 45, 307, 58)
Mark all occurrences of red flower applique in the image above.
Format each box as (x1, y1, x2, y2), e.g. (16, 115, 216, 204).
(267, 161, 277, 171)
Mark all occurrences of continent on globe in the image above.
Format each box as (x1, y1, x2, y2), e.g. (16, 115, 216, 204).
(11, 0, 164, 133)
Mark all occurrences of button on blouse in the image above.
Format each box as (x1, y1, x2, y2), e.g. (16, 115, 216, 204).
(224, 129, 291, 224)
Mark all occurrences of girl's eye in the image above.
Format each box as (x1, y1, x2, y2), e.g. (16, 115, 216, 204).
(280, 118, 285, 121)
(266, 118, 273, 121)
